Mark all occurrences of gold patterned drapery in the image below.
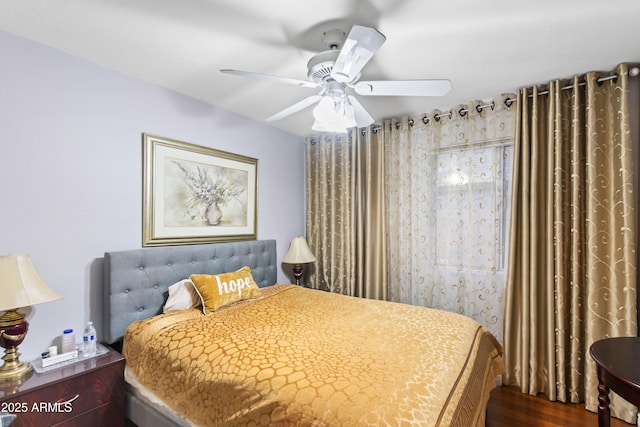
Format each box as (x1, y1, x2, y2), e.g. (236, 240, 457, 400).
(503, 63, 638, 423)
(384, 96, 516, 344)
(305, 130, 387, 299)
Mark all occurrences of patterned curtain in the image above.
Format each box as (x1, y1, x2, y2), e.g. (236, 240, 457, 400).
(305, 129, 387, 298)
(384, 95, 516, 343)
(503, 63, 637, 423)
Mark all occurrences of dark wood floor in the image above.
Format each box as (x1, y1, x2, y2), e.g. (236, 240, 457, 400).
(487, 385, 632, 427)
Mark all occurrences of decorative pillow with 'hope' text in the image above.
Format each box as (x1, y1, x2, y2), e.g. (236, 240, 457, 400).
(190, 267, 262, 314)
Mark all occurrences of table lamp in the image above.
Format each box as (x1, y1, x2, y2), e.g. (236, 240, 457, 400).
(283, 237, 316, 286)
(0, 254, 62, 381)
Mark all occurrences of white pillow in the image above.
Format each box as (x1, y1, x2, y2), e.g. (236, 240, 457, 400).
(162, 279, 201, 313)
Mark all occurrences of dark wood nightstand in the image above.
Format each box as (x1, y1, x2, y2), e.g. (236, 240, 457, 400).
(590, 337, 640, 427)
(0, 348, 125, 427)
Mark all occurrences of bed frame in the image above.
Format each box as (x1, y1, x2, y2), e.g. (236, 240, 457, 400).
(103, 239, 278, 426)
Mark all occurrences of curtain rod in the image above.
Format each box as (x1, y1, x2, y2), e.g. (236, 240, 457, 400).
(365, 97, 515, 134)
(532, 73, 618, 97)
(355, 67, 639, 137)
(523, 66, 639, 96)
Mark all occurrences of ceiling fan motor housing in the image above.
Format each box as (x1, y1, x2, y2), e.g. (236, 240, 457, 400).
(307, 50, 340, 84)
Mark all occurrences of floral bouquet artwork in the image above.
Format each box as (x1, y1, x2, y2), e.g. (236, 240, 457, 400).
(166, 160, 247, 227)
(143, 133, 257, 245)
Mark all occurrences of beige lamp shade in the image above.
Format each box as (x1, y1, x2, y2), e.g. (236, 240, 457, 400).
(283, 237, 316, 264)
(0, 254, 62, 311)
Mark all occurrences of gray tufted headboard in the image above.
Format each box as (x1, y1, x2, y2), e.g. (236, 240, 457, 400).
(103, 239, 277, 344)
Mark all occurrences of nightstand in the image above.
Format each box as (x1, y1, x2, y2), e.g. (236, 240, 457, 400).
(0, 348, 125, 426)
(590, 337, 640, 427)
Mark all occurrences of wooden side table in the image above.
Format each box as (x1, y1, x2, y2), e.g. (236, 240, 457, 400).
(0, 348, 125, 426)
(589, 337, 640, 427)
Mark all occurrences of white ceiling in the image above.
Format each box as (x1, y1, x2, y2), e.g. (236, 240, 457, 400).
(1, 0, 639, 137)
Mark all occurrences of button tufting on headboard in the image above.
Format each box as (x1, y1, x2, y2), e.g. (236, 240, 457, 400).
(104, 239, 278, 344)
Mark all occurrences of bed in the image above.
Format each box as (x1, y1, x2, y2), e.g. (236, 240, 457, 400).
(104, 239, 503, 427)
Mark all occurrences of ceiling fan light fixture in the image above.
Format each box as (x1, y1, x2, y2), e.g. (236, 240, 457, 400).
(311, 119, 346, 133)
(311, 118, 352, 133)
(341, 104, 357, 127)
(312, 96, 356, 133)
(312, 96, 336, 122)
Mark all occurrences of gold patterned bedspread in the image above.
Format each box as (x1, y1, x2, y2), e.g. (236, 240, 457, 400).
(123, 284, 503, 426)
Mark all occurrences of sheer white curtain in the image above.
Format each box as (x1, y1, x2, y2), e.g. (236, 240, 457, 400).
(385, 95, 515, 343)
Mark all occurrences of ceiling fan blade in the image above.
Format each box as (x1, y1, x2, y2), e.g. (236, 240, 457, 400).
(265, 95, 323, 122)
(220, 69, 320, 89)
(347, 96, 374, 127)
(330, 25, 386, 83)
(354, 79, 452, 96)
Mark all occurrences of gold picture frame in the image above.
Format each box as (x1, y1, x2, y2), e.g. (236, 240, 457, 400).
(142, 133, 258, 246)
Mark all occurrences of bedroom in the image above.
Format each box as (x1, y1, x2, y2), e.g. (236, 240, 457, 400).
(1, 1, 640, 426)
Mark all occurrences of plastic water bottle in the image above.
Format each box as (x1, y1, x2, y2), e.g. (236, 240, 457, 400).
(83, 321, 97, 357)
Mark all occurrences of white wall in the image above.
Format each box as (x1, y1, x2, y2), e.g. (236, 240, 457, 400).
(0, 30, 306, 359)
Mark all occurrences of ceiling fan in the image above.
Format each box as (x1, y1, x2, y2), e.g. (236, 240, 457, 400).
(220, 25, 451, 132)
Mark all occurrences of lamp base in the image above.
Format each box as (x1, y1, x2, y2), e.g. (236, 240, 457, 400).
(292, 264, 304, 286)
(0, 354, 32, 381)
(0, 309, 32, 381)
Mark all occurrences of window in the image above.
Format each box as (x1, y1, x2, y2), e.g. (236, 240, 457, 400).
(435, 139, 513, 272)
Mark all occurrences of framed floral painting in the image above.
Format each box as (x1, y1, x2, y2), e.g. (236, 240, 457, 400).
(142, 133, 258, 246)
